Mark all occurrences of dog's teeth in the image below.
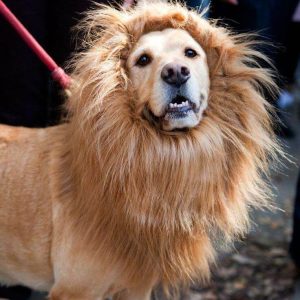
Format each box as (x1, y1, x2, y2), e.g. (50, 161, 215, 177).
(169, 100, 190, 110)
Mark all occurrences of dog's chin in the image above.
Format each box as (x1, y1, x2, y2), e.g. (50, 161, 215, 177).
(161, 112, 200, 131)
(143, 95, 201, 132)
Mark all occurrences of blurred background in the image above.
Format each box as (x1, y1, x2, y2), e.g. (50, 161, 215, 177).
(0, 0, 300, 299)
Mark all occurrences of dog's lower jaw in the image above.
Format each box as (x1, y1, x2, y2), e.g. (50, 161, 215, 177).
(161, 111, 200, 131)
(143, 106, 201, 132)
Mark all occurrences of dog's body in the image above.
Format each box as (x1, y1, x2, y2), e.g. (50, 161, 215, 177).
(0, 124, 144, 299)
(0, 2, 279, 299)
(0, 125, 62, 289)
(0, 125, 55, 289)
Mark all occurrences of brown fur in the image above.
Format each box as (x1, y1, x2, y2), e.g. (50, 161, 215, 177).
(0, 2, 279, 299)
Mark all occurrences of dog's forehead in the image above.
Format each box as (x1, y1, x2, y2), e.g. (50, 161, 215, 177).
(132, 28, 203, 54)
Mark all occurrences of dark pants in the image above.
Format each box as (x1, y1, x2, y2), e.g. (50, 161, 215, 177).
(278, 21, 300, 85)
(0, 0, 114, 127)
(210, 0, 299, 83)
(211, 0, 271, 33)
(290, 173, 300, 268)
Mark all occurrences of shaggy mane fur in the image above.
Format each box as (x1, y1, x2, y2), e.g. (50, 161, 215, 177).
(62, 1, 279, 293)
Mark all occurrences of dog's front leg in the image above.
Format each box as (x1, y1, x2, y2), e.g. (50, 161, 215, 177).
(49, 286, 104, 300)
(113, 288, 152, 300)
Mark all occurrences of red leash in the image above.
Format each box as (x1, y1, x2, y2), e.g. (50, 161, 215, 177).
(0, 0, 71, 89)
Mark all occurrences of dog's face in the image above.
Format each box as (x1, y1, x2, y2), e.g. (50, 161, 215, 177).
(127, 28, 210, 132)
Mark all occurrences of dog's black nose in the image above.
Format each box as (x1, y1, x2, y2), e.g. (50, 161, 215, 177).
(161, 63, 190, 87)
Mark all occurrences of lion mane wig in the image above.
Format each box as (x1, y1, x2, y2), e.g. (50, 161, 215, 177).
(62, 0, 278, 295)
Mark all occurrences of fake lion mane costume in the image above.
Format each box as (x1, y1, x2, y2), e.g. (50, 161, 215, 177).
(68, 0, 278, 286)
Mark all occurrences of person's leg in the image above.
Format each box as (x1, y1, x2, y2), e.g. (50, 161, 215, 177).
(0, 0, 49, 127)
(210, 0, 270, 32)
(46, 0, 123, 125)
(290, 173, 300, 268)
(278, 22, 300, 86)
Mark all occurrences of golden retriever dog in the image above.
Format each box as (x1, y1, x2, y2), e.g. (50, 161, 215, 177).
(0, 1, 279, 299)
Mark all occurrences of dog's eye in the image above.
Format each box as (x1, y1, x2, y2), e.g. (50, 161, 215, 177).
(136, 54, 152, 67)
(185, 48, 198, 58)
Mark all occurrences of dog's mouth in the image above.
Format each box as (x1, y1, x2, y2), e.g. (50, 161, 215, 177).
(163, 95, 196, 120)
(143, 94, 200, 131)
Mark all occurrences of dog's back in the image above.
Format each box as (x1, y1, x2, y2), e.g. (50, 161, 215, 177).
(0, 124, 57, 290)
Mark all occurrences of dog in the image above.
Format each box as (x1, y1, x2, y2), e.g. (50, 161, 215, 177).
(0, 2, 279, 299)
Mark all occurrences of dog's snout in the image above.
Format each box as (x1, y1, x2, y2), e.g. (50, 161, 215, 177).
(161, 63, 190, 87)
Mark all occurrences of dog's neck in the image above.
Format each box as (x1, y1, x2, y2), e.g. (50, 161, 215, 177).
(67, 109, 220, 230)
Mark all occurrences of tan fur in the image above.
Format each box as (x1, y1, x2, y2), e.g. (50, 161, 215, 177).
(0, 2, 279, 299)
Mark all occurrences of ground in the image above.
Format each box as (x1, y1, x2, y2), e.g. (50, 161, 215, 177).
(30, 87, 300, 300)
